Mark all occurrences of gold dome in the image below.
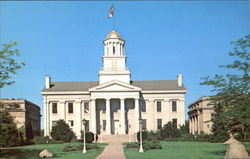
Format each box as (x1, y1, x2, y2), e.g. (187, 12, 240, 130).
(106, 30, 123, 39)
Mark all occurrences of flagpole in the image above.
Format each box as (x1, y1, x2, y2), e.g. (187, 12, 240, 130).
(113, 4, 115, 30)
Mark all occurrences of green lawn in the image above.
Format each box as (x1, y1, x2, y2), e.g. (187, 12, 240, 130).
(0, 142, 106, 159)
(124, 141, 250, 159)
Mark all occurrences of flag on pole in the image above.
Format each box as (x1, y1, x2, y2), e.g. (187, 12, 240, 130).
(108, 6, 114, 18)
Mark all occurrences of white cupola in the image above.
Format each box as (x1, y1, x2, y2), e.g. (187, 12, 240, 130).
(99, 30, 131, 84)
(104, 30, 125, 56)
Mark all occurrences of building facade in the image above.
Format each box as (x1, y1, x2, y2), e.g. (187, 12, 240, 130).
(41, 31, 187, 139)
(0, 99, 41, 138)
(188, 96, 214, 134)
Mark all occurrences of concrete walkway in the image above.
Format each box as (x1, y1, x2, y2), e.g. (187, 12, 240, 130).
(95, 135, 128, 159)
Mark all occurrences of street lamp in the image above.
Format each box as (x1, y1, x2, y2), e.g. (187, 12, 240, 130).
(100, 125, 103, 143)
(139, 118, 144, 153)
(128, 124, 131, 142)
(82, 119, 87, 154)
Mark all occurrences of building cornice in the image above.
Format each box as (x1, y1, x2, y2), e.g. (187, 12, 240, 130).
(141, 90, 186, 94)
(41, 91, 90, 95)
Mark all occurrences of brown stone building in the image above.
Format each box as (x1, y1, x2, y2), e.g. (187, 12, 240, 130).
(188, 96, 214, 134)
(0, 99, 41, 138)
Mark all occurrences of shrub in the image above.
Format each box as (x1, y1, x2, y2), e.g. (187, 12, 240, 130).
(80, 131, 98, 143)
(160, 121, 180, 139)
(33, 136, 50, 144)
(136, 131, 148, 141)
(125, 139, 162, 151)
(143, 139, 162, 150)
(63, 144, 99, 152)
(195, 133, 211, 142)
(33, 136, 64, 144)
(51, 120, 75, 142)
(126, 142, 139, 149)
(148, 131, 162, 140)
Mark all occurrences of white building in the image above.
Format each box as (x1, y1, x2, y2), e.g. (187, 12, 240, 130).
(41, 30, 186, 139)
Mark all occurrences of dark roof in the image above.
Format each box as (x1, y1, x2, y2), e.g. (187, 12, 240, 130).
(131, 80, 186, 91)
(42, 81, 99, 92)
(41, 80, 186, 92)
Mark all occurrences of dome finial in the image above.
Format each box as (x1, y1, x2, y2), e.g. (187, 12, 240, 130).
(105, 30, 123, 40)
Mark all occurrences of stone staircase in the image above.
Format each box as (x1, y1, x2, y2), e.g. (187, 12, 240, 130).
(97, 134, 137, 143)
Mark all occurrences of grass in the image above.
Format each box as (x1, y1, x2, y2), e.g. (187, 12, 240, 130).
(124, 141, 250, 159)
(0, 142, 107, 159)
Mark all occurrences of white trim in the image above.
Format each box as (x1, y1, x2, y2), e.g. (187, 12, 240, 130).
(141, 90, 186, 94)
(41, 91, 90, 95)
(89, 80, 141, 92)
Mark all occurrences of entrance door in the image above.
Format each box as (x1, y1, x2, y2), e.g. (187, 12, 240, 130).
(114, 120, 120, 134)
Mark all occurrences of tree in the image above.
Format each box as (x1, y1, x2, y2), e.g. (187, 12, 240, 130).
(50, 120, 75, 142)
(179, 121, 189, 135)
(0, 41, 25, 88)
(0, 110, 19, 147)
(201, 34, 250, 140)
(160, 121, 180, 139)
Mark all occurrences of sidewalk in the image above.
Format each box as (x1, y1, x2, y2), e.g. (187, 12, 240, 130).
(95, 135, 128, 159)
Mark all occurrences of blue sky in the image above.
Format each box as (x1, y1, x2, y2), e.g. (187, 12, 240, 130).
(1, 1, 249, 128)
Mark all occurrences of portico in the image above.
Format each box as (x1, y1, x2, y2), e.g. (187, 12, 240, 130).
(90, 97, 140, 135)
(89, 80, 141, 135)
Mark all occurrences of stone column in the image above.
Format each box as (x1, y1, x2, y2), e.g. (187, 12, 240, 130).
(194, 116, 197, 133)
(134, 98, 140, 133)
(59, 100, 65, 120)
(192, 116, 195, 134)
(43, 97, 48, 136)
(75, 100, 82, 139)
(47, 102, 51, 136)
(91, 99, 97, 134)
(105, 98, 111, 134)
(120, 98, 126, 134)
(197, 111, 200, 134)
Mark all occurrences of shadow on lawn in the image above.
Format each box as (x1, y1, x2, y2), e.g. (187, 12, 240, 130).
(0, 148, 41, 159)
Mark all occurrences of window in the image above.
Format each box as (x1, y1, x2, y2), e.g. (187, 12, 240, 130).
(84, 102, 89, 113)
(172, 101, 177, 112)
(52, 121, 57, 127)
(157, 119, 162, 130)
(103, 120, 106, 131)
(157, 101, 162, 112)
(52, 103, 57, 114)
(113, 46, 115, 55)
(68, 103, 73, 113)
(68, 120, 74, 127)
(142, 119, 147, 130)
(141, 100, 146, 112)
(83, 120, 89, 131)
(172, 118, 177, 128)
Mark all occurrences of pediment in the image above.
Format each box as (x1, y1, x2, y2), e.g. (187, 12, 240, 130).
(89, 80, 141, 92)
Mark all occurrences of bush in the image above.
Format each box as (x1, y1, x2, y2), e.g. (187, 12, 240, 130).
(126, 142, 139, 149)
(160, 121, 180, 139)
(80, 131, 98, 143)
(195, 133, 211, 142)
(63, 144, 99, 152)
(136, 131, 148, 141)
(51, 120, 75, 142)
(33, 136, 50, 144)
(148, 131, 162, 140)
(125, 139, 162, 151)
(143, 139, 162, 150)
(33, 136, 64, 144)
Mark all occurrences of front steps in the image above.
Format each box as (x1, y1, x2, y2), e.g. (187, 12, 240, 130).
(97, 134, 137, 143)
